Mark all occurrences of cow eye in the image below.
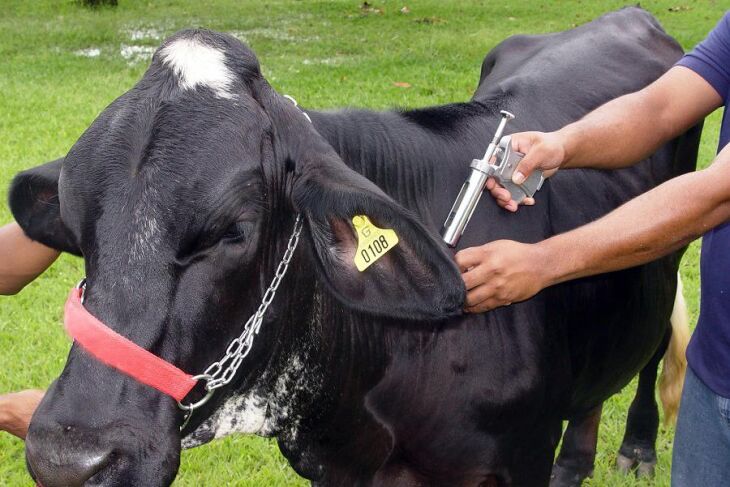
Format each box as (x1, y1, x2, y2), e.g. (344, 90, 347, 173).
(221, 221, 251, 242)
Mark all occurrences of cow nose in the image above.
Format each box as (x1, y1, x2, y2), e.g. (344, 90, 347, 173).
(26, 432, 112, 487)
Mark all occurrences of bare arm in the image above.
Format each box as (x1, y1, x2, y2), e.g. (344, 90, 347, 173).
(0, 222, 60, 295)
(542, 144, 730, 283)
(558, 66, 722, 169)
(457, 144, 730, 311)
(0, 390, 45, 439)
(491, 66, 723, 211)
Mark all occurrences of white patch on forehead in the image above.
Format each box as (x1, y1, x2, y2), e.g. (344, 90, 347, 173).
(159, 38, 235, 99)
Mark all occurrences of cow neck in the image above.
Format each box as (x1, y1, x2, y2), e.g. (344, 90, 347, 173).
(306, 100, 505, 207)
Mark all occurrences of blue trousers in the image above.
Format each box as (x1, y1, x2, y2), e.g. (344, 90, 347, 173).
(672, 367, 730, 486)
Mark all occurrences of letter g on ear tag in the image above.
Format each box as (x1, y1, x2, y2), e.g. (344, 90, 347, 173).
(352, 215, 399, 272)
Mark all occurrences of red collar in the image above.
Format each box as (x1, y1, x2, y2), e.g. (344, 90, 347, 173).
(64, 287, 198, 402)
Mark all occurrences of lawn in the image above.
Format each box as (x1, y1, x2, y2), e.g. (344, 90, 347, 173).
(0, 0, 726, 485)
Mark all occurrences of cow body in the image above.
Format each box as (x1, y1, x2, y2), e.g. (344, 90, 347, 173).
(12, 8, 700, 487)
(261, 11, 695, 484)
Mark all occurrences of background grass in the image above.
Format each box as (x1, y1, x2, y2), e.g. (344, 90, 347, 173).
(0, 1, 726, 485)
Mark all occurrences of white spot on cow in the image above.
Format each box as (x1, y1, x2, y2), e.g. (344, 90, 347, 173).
(128, 191, 163, 263)
(134, 216, 160, 251)
(219, 392, 269, 437)
(74, 47, 101, 58)
(181, 390, 270, 449)
(273, 355, 304, 399)
(181, 292, 327, 450)
(159, 38, 235, 99)
(181, 352, 319, 449)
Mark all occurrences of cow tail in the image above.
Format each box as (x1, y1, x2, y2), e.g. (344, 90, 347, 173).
(659, 273, 689, 425)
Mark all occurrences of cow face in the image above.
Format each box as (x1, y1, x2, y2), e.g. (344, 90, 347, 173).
(10, 30, 463, 486)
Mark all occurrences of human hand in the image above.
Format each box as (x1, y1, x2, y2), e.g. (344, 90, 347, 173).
(454, 240, 550, 312)
(0, 389, 45, 439)
(489, 131, 566, 212)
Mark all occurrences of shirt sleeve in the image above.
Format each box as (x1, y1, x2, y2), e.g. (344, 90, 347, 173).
(676, 11, 730, 102)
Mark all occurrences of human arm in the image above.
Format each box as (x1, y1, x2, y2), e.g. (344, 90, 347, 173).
(491, 66, 723, 211)
(0, 390, 45, 439)
(0, 222, 60, 295)
(457, 143, 730, 312)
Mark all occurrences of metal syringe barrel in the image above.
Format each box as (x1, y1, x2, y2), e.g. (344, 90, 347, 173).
(441, 166, 490, 247)
(441, 111, 514, 248)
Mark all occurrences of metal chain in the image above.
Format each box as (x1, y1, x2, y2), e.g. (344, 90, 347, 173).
(204, 214, 302, 390)
(178, 215, 303, 427)
(179, 95, 310, 430)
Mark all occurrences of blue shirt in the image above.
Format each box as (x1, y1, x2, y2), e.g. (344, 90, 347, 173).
(676, 11, 730, 397)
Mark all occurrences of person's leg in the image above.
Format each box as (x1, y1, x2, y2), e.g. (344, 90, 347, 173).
(0, 389, 44, 439)
(672, 367, 730, 486)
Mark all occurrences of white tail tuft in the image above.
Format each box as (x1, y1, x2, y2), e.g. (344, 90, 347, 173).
(659, 273, 689, 425)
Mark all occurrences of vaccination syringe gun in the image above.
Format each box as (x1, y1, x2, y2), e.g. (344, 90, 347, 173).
(441, 111, 545, 248)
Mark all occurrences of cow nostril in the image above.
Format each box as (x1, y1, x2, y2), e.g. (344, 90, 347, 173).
(26, 434, 112, 487)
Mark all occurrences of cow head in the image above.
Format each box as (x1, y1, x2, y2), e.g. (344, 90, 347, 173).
(11, 30, 463, 486)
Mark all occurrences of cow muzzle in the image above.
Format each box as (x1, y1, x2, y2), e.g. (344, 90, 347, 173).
(25, 410, 180, 487)
(26, 423, 113, 487)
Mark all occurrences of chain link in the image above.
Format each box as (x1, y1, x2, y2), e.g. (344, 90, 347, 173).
(178, 215, 303, 425)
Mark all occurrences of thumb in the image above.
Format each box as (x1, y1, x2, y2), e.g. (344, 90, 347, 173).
(511, 149, 541, 185)
(510, 132, 542, 185)
(512, 132, 554, 184)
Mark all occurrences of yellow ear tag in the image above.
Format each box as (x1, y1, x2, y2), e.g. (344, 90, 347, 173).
(352, 215, 399, 272)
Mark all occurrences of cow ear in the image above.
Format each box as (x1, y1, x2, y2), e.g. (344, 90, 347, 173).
(9, 158, 81, 255)
(291, 152, 464, 322)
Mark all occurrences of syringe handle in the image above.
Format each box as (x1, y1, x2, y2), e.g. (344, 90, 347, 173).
(483, 111, 515, 160)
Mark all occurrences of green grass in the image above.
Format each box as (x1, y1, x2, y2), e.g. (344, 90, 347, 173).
(0, 1, 725, 485)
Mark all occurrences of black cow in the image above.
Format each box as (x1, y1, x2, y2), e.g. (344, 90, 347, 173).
(10, 8, 699, 487)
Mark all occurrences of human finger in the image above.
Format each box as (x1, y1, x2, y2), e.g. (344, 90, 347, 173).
(454, 247, 484, 272)
(490, 186, 513, 204)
